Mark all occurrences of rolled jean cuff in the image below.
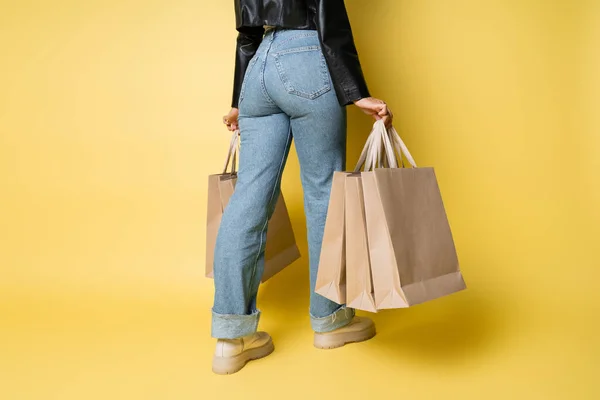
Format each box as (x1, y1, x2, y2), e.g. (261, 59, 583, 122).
(310, 306, 355, 333)
(211, 309, 260, 339)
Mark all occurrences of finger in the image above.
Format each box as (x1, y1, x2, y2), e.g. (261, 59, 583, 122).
(378, 104, 388, 117)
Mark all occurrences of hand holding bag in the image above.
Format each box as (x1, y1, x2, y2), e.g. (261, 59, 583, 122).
(361, 120, 466, 309)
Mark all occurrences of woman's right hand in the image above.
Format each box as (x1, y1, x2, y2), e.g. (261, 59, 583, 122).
(354, 97, 393, 128)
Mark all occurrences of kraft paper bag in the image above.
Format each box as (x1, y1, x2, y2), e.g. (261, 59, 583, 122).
(205, 132, 239, 278)
(361, 121, 466, 309)
(315, 172, 349, 304)
(315, 131, 380, 305)
(205, 132, 300, 282)
(261, 195, 301, 281)
(344, 173, 377, 313)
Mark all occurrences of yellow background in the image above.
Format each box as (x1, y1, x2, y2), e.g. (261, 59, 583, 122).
(1, 0, 598, 398)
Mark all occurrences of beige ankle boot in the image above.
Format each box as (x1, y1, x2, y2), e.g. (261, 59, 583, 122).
(212, 332, 274, 375)
(314, 316, 376, 349)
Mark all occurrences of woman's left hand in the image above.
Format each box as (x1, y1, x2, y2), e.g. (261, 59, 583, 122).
(223, 108, 239, 131)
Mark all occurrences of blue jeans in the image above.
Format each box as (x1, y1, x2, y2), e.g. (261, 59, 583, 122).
(212, 29, 355, 339)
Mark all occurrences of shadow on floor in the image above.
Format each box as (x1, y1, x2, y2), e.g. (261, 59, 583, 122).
(367, 290, 503, 364)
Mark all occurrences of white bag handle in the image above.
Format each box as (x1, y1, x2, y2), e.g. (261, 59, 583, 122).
(353, 121, 397, 172)
(353, 127, 378, 172)
(365, 120, 398, 171)
(353, 120, 418, 172)
(388, 125, 417, 168)
(222, 130, 240, 174)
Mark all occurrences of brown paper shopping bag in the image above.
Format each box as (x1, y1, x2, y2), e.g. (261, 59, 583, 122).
(205, 132, 239, 278)
(315, 130, 382, 307)
(344, 173, 378, 312)
(361, 121, 466, 309)
(340, 126, 393, 312)
(315, 131, 380, 306)
(261, 195, 302, 281)
(205, 132, 300, 282)
(314, 172, 349, 304)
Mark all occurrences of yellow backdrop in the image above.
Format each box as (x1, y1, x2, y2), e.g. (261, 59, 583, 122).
(1, 0, 598, 399)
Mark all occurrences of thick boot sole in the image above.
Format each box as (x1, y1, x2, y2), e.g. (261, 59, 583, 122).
(212, 338, 274, 375)
(314, 325, 376, 349)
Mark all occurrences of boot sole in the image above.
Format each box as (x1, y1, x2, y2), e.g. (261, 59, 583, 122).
(314, 325, 376, 349)
(212, 338, 275, 375)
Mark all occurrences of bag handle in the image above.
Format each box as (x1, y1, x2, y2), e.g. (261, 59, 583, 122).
(365, 120, 398, 171)
(354, 120, 409, 172)
(388, 125, 417, 168)
(353, 128, 375, 172)
(354, 124, 387, 172)
(222, 130, 240, 174)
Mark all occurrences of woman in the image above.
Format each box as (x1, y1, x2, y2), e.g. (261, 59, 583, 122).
(212, 0, 393, 374)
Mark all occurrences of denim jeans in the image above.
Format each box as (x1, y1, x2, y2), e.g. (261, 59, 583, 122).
(212, 29, 355, 339)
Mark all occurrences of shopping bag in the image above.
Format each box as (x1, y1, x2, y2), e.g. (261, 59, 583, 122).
(205, 133, 239, 279)
(314, 172, 350, 304)
(205, 132, 301, 282)
(340, 125, 396, 312)
(314, 129, 384, 308)
(344, 172, 378, 312)
(361, 120, 466, 308)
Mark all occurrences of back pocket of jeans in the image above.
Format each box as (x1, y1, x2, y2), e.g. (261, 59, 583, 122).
(274, 46, 331, 100)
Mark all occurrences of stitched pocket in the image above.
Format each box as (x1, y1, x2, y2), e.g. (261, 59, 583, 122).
(274, 46, 331, 100)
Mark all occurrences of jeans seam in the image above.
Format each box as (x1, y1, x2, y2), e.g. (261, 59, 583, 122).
(239, 55, 259, 103)
(212, 309, 260, 319)
(274, 45, 320, 56)
(271, 32, 318, 50)
(260, 35, 277, 106)
(260, 58, 276, 105)
(289, 86, 331, 99)
(247, 126, 292, 291)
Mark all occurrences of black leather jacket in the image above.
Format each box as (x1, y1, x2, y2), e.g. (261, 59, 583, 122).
(232, 0, 370, 108)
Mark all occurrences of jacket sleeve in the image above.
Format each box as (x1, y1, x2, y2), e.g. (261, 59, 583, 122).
(231, 26, 265, 108)
(314, 0, 370, 106)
